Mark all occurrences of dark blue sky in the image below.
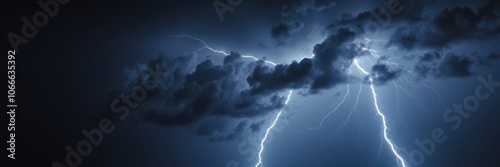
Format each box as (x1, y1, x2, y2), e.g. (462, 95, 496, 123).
(5, 0, 500, 167)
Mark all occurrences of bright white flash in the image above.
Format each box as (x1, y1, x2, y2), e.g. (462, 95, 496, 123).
(353, 59, 407, 167)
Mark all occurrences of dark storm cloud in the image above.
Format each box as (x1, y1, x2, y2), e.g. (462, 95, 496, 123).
(387, 0, 500, 50)
(310, 28, 367, 91)
(319, 0, 498, 81)
(327, 0, 424, 34)
(271, 21, 304, 46)
(370, 63, 402, 85)
(112, 0, 499, 141)
(477, 0, 500, 20)
(112, 27, 371, 140)
(414, 52, 474, 79)
(113, 52, 290, 140)
(320, 0, 498, 52)
(246, 58, 313, 95)
(249, 28, 366, 94)
(479, 53, 500, 65)
(486, 53, 500, 61)
(438, 54, 474, 77)
(271, 23, 290, 41)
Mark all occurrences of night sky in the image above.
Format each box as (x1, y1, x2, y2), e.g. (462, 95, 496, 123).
(4, 0, 500, 167)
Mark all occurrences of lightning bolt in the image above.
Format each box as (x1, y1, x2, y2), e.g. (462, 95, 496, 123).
(255, 90, 293, 167)
(172, 35, 296, 167)
(353, 59, 407, 167)
(173, 35, 410, 167)
(362, 46, 433, 118)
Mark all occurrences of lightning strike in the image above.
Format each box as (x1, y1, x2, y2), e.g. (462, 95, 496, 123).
(255, 90, 293, 167)
(174, 35, 409, 167)
(172, 35, 295, 167)
(353, 59, 407, 167)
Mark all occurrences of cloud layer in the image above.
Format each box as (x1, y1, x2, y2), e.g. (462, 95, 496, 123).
(108, 0, 499, 141)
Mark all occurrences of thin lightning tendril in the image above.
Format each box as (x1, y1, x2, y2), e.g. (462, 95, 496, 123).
(328, 67, 360, 139)
(171, 35, 277, 65)
(354, 59, 407, 167)
(393, 82, 432, 118)
(309, 83, 350, 130)
(393, 81, 410, 137)
(333, 82, 362, 138)
(309, 68, 352, 131)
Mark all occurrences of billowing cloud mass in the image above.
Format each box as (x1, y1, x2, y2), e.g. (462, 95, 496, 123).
(413, 51, 494, 79)
(371, 63, 402, 85)
(387, 1, 500, 50)
(116, 52, 292, 140)
(324, 0, 499, 80)
(110, 27, 369, 140)
(250, 28, 366, 95)
(108, 0, 499, 141)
